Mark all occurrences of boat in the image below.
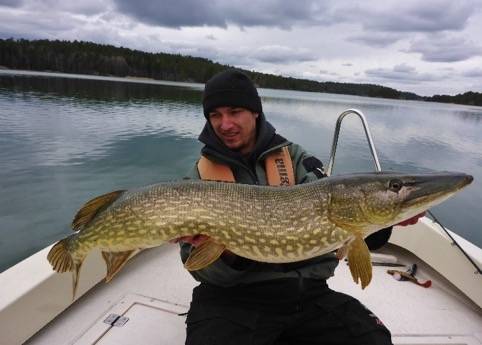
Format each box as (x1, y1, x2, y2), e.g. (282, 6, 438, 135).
(1, 110, 481, 344)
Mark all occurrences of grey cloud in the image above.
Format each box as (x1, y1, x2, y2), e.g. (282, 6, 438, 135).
(358, 1, 473, 33)
(112, 0, 333, 29)
(462, 68, 482, 78)
(368, 3, 471, 32)
(222, 1, 333, 28)
(392, 64, 416, 73)
(347, 32, 406, 47)
(0, 9, 83, 38)
(319, 69, 339, 77)
(55, 0, 110, 16)
(141, 40, 252, 67)
(111, 0, 479, 33)
(9, 0, 110, 15)
(407, 34, 482, 62)
(113, 0, 225, 28)
(146, 41, 316, 66)
(365, 64, 443, 84)
(249, 45, 316, 64)
(0, 0, 23, 7)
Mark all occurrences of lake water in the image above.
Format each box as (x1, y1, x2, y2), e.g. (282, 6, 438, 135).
(1, 70, 481, 272)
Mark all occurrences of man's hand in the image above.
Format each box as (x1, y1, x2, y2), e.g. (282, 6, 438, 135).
(396, 212, 426, 227)
(171, 234, 238, 264)
(170, 234, 210, 247)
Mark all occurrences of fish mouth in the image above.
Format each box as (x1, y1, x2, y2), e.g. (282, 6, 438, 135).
(403, 172, 473, 207)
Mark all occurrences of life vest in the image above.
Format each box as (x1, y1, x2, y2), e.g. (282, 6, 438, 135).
(197, 146, 295, 186)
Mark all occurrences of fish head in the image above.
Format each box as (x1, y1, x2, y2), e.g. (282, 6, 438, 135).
(327, 172, 473, 234)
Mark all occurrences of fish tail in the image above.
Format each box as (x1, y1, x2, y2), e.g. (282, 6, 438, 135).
(47, 236, 84, 299)
(47, 237, 74, 273)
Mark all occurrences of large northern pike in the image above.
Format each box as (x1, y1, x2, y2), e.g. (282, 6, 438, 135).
(48, 172, 472, 297)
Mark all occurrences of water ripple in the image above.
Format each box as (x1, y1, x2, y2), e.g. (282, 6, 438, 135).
(1, 74, 481, 273)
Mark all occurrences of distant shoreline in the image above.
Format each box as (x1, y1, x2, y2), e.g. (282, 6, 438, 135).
(2, 68, 482, 109)
(0, 38, 480, 107)
(0, 68, 205, 89)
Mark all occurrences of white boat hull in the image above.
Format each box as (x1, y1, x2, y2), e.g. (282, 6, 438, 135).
(0, 217, 481, 344)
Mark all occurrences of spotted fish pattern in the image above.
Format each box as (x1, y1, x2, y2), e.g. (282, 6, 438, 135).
(47, 172, 473, 298)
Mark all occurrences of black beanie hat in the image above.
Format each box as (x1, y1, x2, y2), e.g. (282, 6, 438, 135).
(202, 70, 263, 118)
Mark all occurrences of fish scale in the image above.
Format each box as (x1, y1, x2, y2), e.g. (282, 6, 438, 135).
(68, 180, 340, 263)
(47, 171, 473, 298)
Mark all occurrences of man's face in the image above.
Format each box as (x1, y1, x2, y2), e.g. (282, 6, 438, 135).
(208, 106, 258, 155)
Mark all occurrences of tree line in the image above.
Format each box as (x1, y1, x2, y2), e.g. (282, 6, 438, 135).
(0, 38, 480, 106)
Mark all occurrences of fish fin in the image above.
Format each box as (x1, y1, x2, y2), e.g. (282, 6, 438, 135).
(102, 250, 139, 283)
(72, 261, 83, 300)
(47, 239, 74, 273)
(336, 244, 349, 260)
(184, 240, 226, 271)
(347, 235, 372, 289)
(72, 190, 126, 231)
(47, 237, 86, 299)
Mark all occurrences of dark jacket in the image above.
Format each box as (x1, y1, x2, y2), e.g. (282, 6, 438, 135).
(180, 113, 388, 287)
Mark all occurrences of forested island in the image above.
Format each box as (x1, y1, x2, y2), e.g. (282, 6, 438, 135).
(0, 38, 480, 106)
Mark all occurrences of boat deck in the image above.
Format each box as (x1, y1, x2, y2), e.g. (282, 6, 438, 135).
(25, 243, 482, 345)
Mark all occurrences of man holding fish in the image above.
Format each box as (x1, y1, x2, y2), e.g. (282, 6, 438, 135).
(47, 69, 472, 345)
(179, 69, 423, 345)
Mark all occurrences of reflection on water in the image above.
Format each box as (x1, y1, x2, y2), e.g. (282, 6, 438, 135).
(0, 71, 481, 272)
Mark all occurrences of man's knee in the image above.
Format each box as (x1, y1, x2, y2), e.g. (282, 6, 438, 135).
(311, 291, 392, 345)
(341, 297, 392, 345)
(356, 329, 392, 345)
(185, 303, 259, 345)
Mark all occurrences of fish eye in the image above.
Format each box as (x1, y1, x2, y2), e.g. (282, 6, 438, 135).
(389, 179, 403, 192)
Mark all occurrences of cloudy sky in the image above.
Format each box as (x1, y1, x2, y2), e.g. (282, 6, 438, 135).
(1, 0, 482, 96)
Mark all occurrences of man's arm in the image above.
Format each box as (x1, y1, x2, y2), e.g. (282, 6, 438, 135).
(289, 143, 326, 184)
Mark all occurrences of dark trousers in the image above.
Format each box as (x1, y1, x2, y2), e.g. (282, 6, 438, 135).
(185, 279, 392, 345)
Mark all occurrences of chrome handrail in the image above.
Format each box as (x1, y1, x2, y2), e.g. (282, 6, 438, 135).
(326, 109, 381, 176)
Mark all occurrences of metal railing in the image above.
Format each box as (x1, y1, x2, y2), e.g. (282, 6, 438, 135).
(327, 109, 381, 176)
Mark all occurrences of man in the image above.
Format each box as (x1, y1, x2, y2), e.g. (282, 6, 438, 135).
(179, 69, 422, 345)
